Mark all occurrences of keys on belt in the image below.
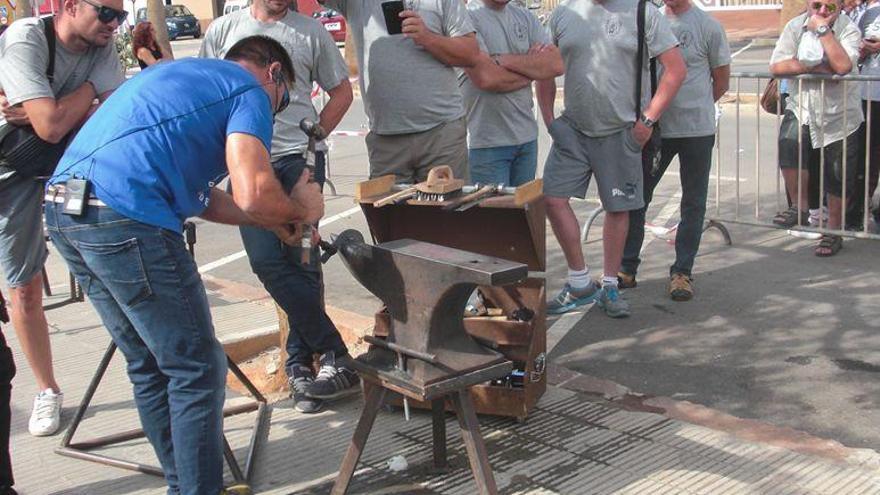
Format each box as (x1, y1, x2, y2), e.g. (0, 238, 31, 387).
(44, 184, 107, 207)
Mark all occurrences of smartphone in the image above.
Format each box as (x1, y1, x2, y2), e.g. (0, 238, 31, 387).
(382, 0, 405, 35)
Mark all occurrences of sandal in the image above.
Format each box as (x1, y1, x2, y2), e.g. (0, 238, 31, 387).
(815, 234, 843, 257)
(773, 206, 809, 228)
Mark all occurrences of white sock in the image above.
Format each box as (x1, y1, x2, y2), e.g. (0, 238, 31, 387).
(567, 268, 591, 289)
(602, 275, 619, 288)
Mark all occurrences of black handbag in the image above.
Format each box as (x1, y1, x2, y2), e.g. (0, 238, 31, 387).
(0, 17, 71, 179)
(635, 0, 662, 173)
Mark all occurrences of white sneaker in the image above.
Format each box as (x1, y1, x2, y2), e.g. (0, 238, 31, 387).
(29, 389, 63, 436)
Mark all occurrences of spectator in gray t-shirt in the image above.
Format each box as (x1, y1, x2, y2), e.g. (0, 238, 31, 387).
(537, 0, 684, 318)
(321, 0, 478, 182)
(620, 0, 730, 302)
(460, 0, 563, 187)
(200, 0, 360, 413)
(0, 1, 125, 439)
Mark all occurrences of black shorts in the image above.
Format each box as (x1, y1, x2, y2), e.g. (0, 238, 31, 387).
(778, 111, 862, 197)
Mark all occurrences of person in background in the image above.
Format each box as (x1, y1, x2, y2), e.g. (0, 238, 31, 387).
(770, 0, 862, 256)
(200, 0, 357, 414)
(459, 0, 563, 187)
(132, 21, 172, 69)
(619, 0, 730, 301)
(537, 0, 685, 318)
(0, 0, 125, 437)
(0, 18, 8, 37)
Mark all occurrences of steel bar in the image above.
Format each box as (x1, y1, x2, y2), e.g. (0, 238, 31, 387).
(364, 335, 439, 364)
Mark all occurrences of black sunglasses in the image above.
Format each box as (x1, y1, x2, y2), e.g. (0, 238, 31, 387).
(81, 0, 128, 24)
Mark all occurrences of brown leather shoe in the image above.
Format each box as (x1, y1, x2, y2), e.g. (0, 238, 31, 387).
(617, 271, 637, 289)
(669, 273, 694, 301)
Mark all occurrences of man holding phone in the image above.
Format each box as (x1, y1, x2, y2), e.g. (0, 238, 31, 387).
(321, 0, 479, 182)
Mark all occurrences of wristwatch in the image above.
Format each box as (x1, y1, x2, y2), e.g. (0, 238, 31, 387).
(639, 113, 656, 128)
(816, 24, 832, 37)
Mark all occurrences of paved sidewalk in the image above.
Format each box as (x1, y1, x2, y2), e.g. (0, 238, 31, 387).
(6, 257, 880, 494)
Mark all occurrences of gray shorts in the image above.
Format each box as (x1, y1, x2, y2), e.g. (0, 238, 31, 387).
(543, 117, 644, 213)
(0, 176, 48, 287)
(366, 117, 469, 183)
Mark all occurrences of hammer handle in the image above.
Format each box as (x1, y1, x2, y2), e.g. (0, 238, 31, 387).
(373, 186, 416, 207)
(442, 185, 493, 211)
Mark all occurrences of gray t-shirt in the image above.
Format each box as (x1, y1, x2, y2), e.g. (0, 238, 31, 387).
(323, 0, 474, 135)
(200, 9, 349, 157)
(459, 0, 548, 149)
(659, 6, 729, 138)
(549, 0, 678, 137)
(0, 16, 124, 129)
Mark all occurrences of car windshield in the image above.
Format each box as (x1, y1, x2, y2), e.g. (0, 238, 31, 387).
(165, 5, 192, 17)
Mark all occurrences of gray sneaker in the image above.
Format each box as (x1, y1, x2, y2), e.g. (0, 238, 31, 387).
(596, 284, 631, 318)
(288, 366, 323, 414)
(547, 281, 600, 315)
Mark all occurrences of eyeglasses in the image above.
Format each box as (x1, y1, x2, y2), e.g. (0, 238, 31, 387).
(810, 1, 838, 12)
(275, 79, 290, 113)
(80, 0, 128, 25)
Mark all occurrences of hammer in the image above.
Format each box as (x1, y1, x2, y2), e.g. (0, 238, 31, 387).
(298, 118, 327, 264)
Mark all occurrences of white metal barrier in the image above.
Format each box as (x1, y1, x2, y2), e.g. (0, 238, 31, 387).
(714, 72, 880, 240)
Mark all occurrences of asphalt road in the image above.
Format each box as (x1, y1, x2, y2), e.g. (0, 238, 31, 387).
(160, 38, 880, 452)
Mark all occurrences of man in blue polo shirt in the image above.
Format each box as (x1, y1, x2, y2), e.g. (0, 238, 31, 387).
(45, 36, 323, 495)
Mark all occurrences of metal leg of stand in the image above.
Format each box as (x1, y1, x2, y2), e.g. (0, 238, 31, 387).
(703, 219, 733, 245)
(42, 266, 52, 297)
(57, 341, 269, 486)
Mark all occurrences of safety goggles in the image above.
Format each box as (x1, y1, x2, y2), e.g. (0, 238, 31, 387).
(81, 0, 128, 25)
(810, 1, 838, 12)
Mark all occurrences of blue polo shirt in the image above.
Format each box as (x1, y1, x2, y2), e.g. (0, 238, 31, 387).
(50, 58, 274, 232)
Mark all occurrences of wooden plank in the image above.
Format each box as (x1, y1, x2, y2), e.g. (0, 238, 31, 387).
(355, 175, 395, 202)
(514, 178, 543, 206)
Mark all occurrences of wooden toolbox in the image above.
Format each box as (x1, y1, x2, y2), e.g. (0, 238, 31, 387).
(356, 178, 547, 421)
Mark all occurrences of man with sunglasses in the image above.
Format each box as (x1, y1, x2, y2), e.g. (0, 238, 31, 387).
(46, 36, 323, 495)
(771, 0, 862, 256)
(0, 0, 125, 437)
(200, 0, 358, 414)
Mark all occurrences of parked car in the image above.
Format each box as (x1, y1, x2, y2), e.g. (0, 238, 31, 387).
(312, 8, 345, 44)
(222, 0, 250, 15)
(136, 5, 201, 41)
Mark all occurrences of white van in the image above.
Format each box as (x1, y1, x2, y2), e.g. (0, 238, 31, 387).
(223, 0, 250, 16)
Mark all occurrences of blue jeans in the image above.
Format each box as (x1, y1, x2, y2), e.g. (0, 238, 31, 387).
(622, 135, 715, 277)
(45, 202, 227, 495)
(468, 140, 538, 186)
(238, 152, 348, 375)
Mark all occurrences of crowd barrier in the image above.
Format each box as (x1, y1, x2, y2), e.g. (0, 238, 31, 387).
(715, 72, 880, 241)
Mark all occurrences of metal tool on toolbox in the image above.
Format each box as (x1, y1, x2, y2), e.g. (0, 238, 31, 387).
(298, 118, 327, 264)
(329, 229, 527, 495)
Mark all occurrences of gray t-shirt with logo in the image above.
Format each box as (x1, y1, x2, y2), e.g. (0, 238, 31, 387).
(200, 9, 349, 157)
(549, 0, 678, 138)
(0, 17, 124, 129)
(323, 0, 474, 135)
(460, 0, 547, 149)
(660, 6, 729, 138)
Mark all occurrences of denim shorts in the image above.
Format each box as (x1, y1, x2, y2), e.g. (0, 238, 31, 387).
(0, 176, 48, 287)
